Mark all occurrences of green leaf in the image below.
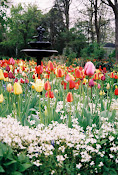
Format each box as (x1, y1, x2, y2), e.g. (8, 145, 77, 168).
(18, 163, 32, 172)
(0, 166, 5, 172)
(11, 171, 22, 175)
(3, 160, 17, 166)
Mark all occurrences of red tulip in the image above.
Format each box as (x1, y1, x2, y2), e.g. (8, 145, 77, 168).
(45, 90, 54, 98)
(44, 81, 51, 91)
(35, 65, 43, 75)
(20, 78, 24, 84)
(69, 80, 75, 89)
(3, 72, 8, 78)
(75, 69, 81, 78)
(84, 61, 95, 76)
(66, 92, 73, 102)
(114, 88, 118, 95)
(48, 61, 54, 71)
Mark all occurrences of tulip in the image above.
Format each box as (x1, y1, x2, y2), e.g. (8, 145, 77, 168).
(9, 57, 15, 65)
(101, 74, 106, 81)
(84, 61, 95, 76)
(44, 81, 51, 91)
(13, 82, 22, 95)
(114, 88, 118, 95)
(106, 83, 110, 90)
(97, 84, 101, 89)
(89, 79, 94, 87)
(45, 90, 54, 98)
(6, 65, 10, 72)
(48, 60, 54, 71)
(3, 72, 8, 78)
(99, 90, 105, 96)
(7, 83, 13, 92)
(55, 68, 64, 77)
(75, 69, 81, 78)
(93, 73, 99, 80)
(0, 94, 4, 103)
(20, 78, 24, 84)
(31, 79, 44, 92)
(8, 72, 14, 79)
(0, 69, 4, 80)
(25, 79, 29, 84)
(69, 80, 75, 89)
(35, 65, 43, 75)
(66, 92, 73, 102)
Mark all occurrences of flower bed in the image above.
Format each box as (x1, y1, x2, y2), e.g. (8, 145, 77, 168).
(0, 57, 118, 174)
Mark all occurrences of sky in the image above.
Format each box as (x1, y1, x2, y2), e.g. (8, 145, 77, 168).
(10, 0, 85, 26)
(10, 0, 115, 29)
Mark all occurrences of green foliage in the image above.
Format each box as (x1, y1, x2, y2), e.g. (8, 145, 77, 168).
(109, 49, 115, 58)
(0, 142, 32, 174)
(81, 42, 105, 60)
(0, 3, 43, 58)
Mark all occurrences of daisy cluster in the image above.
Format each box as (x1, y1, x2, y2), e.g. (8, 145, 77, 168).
(0, 115, 117, 174)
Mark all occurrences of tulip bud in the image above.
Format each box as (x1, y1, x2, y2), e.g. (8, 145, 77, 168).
(89, 79, 94, 87)
(13, 82, 22, 95)
(84, 61, 95, 76)
(7, 83, 13, 92)
(6, 65, 10, 72)
(0, 94, 4, 103)
(44, 81, 51, 91)
(106, 83, 110, 90)
(66, 92, 73, 102)
(45, 90, 54, 98)
(0, 69, 4, 80)
(114, 88, 118, 95)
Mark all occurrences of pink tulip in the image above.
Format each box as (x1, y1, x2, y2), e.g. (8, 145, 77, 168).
(89, 79, 94, 87)
(65, 74, 71, 82)
(97, 83, 101, 89)
(9, 57, 15, 65)
(84, 61, 95, 76)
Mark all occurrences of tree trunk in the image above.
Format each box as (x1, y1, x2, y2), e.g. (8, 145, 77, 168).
(94, 0, 100, 43)
(115, 11, 118, 63)
(64, 0, 69, 30)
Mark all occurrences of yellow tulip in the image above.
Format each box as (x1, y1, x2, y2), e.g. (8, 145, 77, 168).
(31, 79, 44, 92)
(99, 90, 105, 96)
(106, 83, 110, 90)
(0, 69, 4, 80)
(7, 83, 13, 92)
(0, 94, 4, 103)
(13, 82, 22, 95)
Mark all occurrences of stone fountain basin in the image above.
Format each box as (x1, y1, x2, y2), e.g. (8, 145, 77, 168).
(29, 41, 51, 49)
(21, 49, 58, 57)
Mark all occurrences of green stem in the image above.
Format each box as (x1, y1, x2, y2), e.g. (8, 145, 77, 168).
(18, 95, 21, 123)
(39, 93, 43, 123)
(68, 103, 72, 128)
(91, 87, 93, 114)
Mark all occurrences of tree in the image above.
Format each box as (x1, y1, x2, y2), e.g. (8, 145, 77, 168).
(1, 3, 43, 57)
(54, 0, 72, 30)
(100, 0, 118, 62)
(0, 0, 9, 42)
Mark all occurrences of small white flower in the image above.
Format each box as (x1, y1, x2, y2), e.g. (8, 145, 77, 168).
(76, 163, 82, 169)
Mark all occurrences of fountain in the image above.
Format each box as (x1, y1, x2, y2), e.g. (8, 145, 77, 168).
(21, 26, 58, 65)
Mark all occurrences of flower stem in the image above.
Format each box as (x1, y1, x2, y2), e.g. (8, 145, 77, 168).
(39, 93, 43, 123)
